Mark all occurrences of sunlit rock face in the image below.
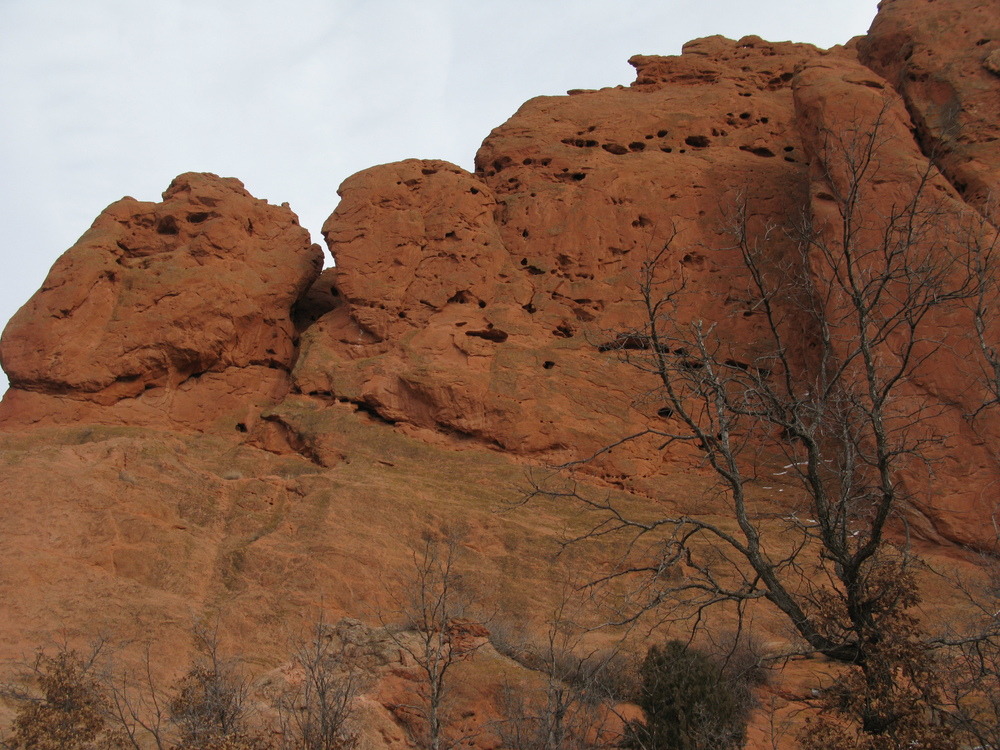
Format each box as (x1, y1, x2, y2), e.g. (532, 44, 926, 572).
(0, 172, 322, 430)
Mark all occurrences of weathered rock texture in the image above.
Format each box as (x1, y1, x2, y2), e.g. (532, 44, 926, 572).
(0, 0, 998, 747)
(859, 0, 1000, 222)
(294, 26, 999, 548)
(0, 172, 322, 431)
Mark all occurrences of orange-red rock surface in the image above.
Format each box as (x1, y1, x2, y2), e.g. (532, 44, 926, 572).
(859, 0, 1000, 222)
(0, 172, 322, 431)
(0, 0, 997, 746)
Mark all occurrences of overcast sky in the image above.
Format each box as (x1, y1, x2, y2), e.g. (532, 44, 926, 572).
(0, 0, 880, 395)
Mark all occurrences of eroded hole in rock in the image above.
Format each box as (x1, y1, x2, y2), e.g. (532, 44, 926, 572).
(739, 92, 752, 97)
(186, 212, 214, 224)
(236, 423, 248, 433)
(724, 359, 749, 371)
(597, 334, 648, 352)
(976, 38, 990, 45)
(739, 112, 752, 120)
(398, 311, 407, 318)
(602, 143, 629, 155)
(156, 216, 180, 235)
(470, 187, 480, 195)
(784, 146, 794, 152)
(816, 192, 836, 201)
(553, 323, 575, 338)
(445, 231, 456, 238)
(543, 361, 555, 369)
(403, 178, 420, 187)
(523, 158, 534, 165)
(685, 136, 711, 148)
(571, 173, 586, 181)
(522, 302, 537, 314)
(422, 167, 438, 175)
(478, 300, 487, 308)
(740, 145, 776, 158)
(493, 156, 513, 172)
(525, 265, 546, 275)
(632, 215, 653, 228)
(629, 141, 646, 151)
(540, 158, 551, 166)
(522, 229, 530, 238)
(657, 406, 673, 418)
(447, 290, 471, 304)
(355, 401, 396, 425)
(760, 117, 769, 124)
(521, 258, 528, 265)
(661, 147, 673, 153)
(465, 328, 508, 343)
(657, 129, 668, 137)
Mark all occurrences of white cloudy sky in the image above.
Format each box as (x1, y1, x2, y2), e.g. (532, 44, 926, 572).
(0, 0, 880, 394)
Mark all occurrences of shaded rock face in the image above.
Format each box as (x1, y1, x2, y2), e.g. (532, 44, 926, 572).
(0, 173, 322, 430)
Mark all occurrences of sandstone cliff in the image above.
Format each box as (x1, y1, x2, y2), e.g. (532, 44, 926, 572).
(0, 0, 997, 746)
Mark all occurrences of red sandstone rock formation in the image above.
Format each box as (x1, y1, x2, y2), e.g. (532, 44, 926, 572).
(1, 3, 997, 546)
(0, 2, 997, 746)
(0, 172, 322, 431)
(858, 0, 1000, 222)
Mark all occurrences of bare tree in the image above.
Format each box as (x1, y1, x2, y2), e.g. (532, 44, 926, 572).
(528, 96, 997, 746)
(493, 584, 628, 750)
(104, 642, 173, 750)
(380, 536, 483, 750)
(274, 613, 360, 750)
(168, 622, 262, 750)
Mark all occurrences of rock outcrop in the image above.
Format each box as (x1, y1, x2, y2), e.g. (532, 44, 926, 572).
(0, 172, 322, 431)
(859, 0, 1000, 222)
(0, 1, 998, 746)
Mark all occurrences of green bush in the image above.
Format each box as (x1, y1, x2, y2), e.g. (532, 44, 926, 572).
(623, 640, 749, 750)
